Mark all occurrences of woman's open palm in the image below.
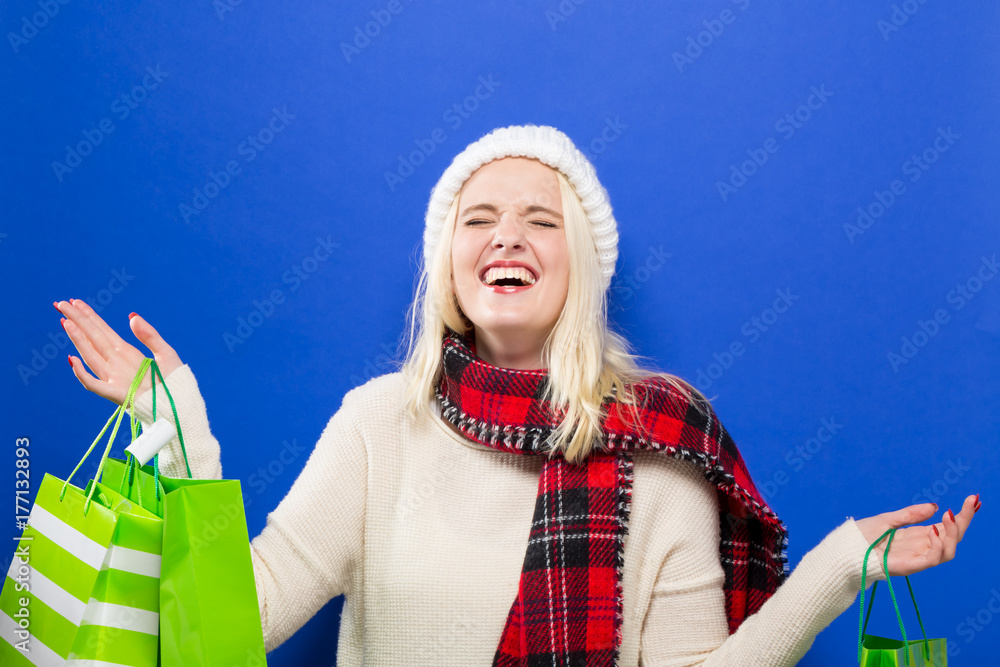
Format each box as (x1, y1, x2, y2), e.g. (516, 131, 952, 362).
(855, 494, 979, 578)
(54, 298, 183, 405)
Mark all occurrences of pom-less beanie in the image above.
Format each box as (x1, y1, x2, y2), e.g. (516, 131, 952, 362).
(423, 124, 619, 290)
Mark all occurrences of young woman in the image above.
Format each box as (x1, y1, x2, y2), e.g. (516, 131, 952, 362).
(54, 125, 977, 665)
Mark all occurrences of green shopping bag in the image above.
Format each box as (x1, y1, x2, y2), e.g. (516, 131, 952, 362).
(103, 455, 166, 518)
(858, 528, 948, 666)
(107, 359, 267, 666)
(0, 364, 161, 666)
(158, 475, 265, 666)
(0, 474, 120, 665)
(74, 480, 163, 666)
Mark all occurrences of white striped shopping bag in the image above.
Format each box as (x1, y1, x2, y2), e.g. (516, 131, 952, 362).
(0, 473, 162, 666)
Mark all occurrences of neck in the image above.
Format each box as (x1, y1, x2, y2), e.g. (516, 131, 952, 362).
(472, 327, 547, 370)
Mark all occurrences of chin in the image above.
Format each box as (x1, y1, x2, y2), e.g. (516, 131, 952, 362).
(476, 317, 554, 339)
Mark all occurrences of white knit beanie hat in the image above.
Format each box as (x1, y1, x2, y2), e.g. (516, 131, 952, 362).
(423, 124, 619, 289)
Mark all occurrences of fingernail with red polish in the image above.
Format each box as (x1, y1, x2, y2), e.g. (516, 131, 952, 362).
(932, 525, 939, 536)
(947, 509, 955, 522)
(53, 301, 61, 311)
(975, 500, 982, 513)
(67, 355, 73, 367)
(129, 312, 138, 320)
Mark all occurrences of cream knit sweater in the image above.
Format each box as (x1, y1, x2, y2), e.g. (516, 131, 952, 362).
(132, 364, 885, 666)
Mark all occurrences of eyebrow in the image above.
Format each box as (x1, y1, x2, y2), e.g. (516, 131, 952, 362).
(459, 203, 563, 220)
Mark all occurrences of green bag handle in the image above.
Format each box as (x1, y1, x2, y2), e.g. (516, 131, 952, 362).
(857, 527, 932, 665)
(62, 358, 194, 514)
(119, 369, 153, 507)
(62, 358, 153, 514)
(119, 405, 146, 506)
(118, 358, 194, 504)
(148, 358, 193, 480)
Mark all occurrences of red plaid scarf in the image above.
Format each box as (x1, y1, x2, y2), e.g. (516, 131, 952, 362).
(434, 330, 789, 666)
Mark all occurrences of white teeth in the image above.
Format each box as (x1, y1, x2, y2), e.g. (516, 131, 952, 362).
(483, 266, 536, 286)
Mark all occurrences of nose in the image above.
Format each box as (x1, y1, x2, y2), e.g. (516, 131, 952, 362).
(491, 215, 525, 250)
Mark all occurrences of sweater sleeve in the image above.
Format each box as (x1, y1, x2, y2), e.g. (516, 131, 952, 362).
(639, 477, 888, 666)
(131, 364, 368, 653)
(131, 364, 223, 480)
(244, 387, 368, 651)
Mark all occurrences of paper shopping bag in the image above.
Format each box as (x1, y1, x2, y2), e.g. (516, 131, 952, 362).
(104, 459, 267, 665)
(159, 475, 266, 666)
(1, 361, 162, 666)
(106, 358, 267, 665)
(70, 480, 163, 667)
(0, 474, 119, 664)
(103, 455, 166, 518)
(858, 528, 947, 666)
(860, 634, 948, 666)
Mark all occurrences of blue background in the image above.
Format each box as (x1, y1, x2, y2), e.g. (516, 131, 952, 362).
(2, 0, 998, 663)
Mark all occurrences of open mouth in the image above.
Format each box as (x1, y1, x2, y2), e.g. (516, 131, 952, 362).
(481, 266, 537, 287)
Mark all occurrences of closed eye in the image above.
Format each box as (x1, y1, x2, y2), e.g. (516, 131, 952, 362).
(462, 218, 560, 228)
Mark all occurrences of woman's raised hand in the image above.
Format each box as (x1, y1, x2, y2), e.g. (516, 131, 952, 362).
(54, 299, 183, 406)
(855, 493, 979, 578)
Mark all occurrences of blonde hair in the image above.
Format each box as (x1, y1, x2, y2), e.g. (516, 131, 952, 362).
(401, 164, 710, 464)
